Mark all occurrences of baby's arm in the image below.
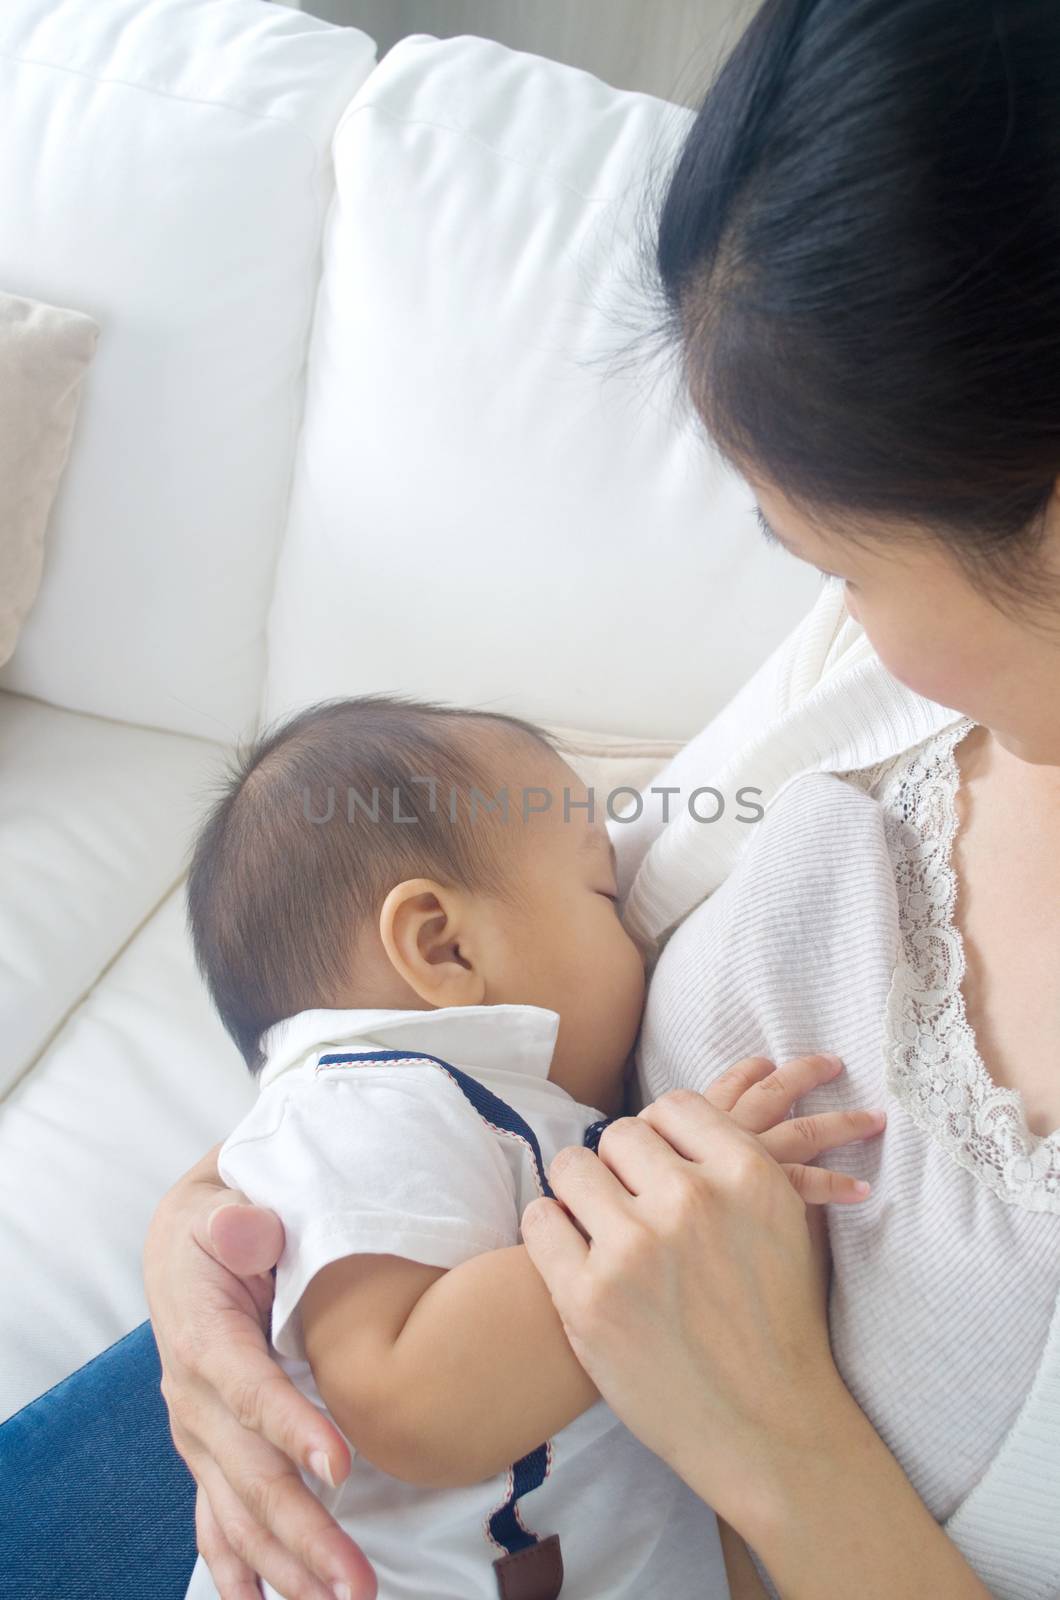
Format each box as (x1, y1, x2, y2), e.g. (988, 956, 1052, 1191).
(301, 1063, 879, 1493)
(301, 1242, 597, 1491)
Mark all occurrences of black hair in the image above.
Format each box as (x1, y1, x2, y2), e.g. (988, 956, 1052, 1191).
(186, 696, 555, 1073)
(630, 0, 1060, 609)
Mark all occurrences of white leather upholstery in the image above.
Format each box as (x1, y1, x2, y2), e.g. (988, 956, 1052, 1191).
(264, 34, 820, 740)
(0, 692, 224, 1097)
(0, 0, 376, 741)
(1, 888, 253, 1420)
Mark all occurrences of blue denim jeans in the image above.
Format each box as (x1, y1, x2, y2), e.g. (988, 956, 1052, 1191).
(0, 1320, 197, 1600)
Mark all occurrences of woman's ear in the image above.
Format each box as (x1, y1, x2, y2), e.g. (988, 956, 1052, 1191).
(377, 878, 487, 1008)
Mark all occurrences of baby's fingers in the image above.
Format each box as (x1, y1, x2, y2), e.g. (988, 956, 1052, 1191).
(725, 1054, 845, 1134)
(782, 1163, 872, 1206)
(759, 1108, 885, 1167)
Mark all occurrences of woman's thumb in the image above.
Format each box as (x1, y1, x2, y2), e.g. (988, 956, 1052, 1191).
(199, 1192, 285, 1277)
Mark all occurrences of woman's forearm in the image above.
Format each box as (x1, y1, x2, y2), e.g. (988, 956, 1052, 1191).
(710, 1386, 992, 1600)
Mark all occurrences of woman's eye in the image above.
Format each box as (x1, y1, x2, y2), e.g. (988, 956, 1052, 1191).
(818, 570, 858, 592)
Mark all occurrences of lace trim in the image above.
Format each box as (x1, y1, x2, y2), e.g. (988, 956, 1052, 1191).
(864, 720, 1060, 1214)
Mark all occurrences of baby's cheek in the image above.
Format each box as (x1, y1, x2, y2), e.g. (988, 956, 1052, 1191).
(613, 935, 647, 1037)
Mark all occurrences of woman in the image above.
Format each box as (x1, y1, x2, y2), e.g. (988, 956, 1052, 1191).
(20, 1, 1059, 1595)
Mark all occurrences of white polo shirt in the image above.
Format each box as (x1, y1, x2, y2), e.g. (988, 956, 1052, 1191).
(183, 1003, 727, 1600)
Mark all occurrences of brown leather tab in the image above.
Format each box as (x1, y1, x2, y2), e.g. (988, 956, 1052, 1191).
(493, 1533, 564, 1600)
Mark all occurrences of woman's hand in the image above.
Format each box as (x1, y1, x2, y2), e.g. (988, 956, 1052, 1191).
(521, 1056, 867, 1535)
(143, 1145, 378, 1600)
(524, 1056, 993, 1599)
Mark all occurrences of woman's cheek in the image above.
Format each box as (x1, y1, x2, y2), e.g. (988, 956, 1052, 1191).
(881, 647, 972, 714)
(856, 611, 956, 706)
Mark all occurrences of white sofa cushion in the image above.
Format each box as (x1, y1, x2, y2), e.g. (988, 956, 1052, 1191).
(546, 724, 681, 798)
(0, 290, 99, 666)
(264, 34, 821, 741)
(0, 692, 224, 1093)
(0, 888, 254, 1422)
(0, 0, 376, 741)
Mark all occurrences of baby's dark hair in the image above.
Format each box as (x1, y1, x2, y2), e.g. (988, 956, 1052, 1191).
(187, 695, 556, 1073)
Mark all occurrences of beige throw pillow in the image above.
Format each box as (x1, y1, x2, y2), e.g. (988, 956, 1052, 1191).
(0, 290, 99, 666)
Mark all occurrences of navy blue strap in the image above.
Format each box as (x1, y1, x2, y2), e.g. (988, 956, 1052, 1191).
(315, 1047, 609, 1561)
(581, 1116, 615, 1154)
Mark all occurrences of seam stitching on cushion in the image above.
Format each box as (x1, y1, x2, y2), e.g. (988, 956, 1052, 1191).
(0, 872, 188, 1109)
(333, 101, 619, 204)
(0, 42, 341, 154)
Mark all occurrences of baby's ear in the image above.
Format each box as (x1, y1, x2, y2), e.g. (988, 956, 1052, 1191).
(378, 878, 486, 1007)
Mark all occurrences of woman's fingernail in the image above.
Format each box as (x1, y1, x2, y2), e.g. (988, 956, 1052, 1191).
(204, 1205, 225, 1250)
(309, 1449, 336, 1488)
(332, 1586, 353, 1600)
(822, 1053, 844, 1073)
(853, 1180, 871, 1197)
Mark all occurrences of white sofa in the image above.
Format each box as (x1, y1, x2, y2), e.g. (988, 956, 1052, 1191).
(0, 0, 820, 1422)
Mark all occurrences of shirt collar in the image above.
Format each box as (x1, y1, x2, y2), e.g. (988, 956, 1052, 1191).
(257, 1003, 561, 1092)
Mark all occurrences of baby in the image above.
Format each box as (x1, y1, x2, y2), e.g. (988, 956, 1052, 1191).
(182, 695, 870, 1600)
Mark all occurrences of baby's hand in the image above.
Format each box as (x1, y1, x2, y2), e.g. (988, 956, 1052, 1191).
(641, 1053, 883, 1206)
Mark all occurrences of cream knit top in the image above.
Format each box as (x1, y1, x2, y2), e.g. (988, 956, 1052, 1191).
(613, 584, 1060, 1599)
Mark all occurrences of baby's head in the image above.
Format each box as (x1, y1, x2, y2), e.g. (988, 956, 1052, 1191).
(187, 696, 646, 1113)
